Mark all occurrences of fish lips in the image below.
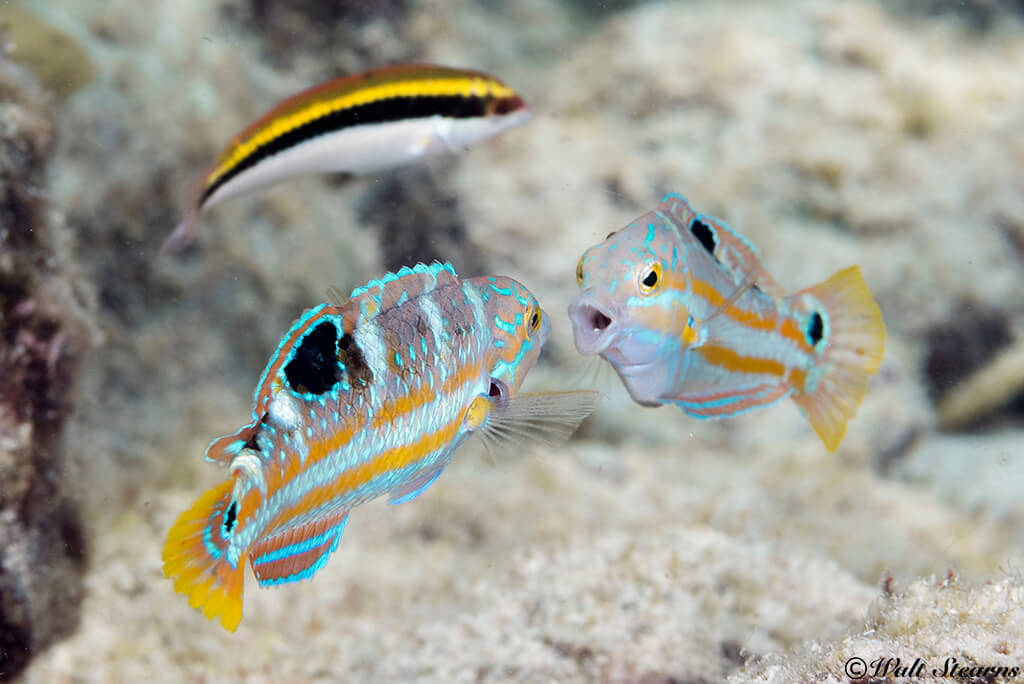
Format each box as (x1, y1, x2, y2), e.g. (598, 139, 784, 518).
(568, 296, 663, 367)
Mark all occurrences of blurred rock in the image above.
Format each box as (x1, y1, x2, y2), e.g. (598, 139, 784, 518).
(892, 0, 1024, 30)
(922, 300, 1023, 428)
(892, 431, 1024, 523)
(0, 5, 95, 102)
(355, 166, 485, 275)
(230, 0, 414, 70)
(937, 338, 1024, 430)
(0, 57, 96, 679)
(13, 0, 1024, 680)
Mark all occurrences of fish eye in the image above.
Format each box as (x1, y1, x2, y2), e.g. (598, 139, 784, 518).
(575, 256, 585, 286)
(529, 306, 543, 332)
(638, 262, 663, 295)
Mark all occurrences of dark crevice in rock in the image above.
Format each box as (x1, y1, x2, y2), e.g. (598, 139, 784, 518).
(889, 0, 1024, 31)
(0, 56, 95, 680)
(0, 591, 32, 681)
(355, 167, 485, 276)
(224, 0, 414, 71)
(922, 300, 1013, 404)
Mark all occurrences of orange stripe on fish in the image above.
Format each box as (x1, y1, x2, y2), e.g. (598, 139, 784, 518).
(694, 345, 788, 377)
(163, 262, 598, 631)
(269, 416, 464, 533)
(570, 193, 886, 453)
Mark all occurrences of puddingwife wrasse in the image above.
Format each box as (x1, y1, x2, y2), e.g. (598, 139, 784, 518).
(569, 193, 886, 452)
(162, 64, 531, 253)
(163, 262, 598, 631)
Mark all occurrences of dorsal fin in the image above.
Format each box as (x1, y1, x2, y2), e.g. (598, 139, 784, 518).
(659, 193, 786, 298)
(205, 424, 259, 465)
(348, 261, 458, 301)
(343, 261, 459, 322)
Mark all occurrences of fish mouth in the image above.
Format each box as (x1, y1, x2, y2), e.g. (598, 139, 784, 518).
(569, 296, 664, 369)
(568, 298, 618, 356)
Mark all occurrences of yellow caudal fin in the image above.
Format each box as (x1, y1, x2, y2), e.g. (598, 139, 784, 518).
(162, 480, 248, 632)
(790, 266, 886, 452)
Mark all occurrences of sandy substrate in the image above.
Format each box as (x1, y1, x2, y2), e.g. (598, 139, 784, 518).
(13, 0, 1024, 681)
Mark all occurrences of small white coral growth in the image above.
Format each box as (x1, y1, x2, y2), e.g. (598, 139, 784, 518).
(732, 572, 1024, 683)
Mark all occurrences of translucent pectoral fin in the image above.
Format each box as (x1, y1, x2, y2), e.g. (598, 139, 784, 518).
(475, 390, 601, 453)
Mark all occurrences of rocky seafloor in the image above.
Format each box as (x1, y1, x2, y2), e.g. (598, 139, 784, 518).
(2, 0, 1024, 682)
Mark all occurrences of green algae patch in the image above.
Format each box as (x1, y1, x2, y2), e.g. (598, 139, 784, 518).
(0, 6, 95, 101)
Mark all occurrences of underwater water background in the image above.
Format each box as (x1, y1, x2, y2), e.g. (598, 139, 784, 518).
(1, 0, 1023, 681)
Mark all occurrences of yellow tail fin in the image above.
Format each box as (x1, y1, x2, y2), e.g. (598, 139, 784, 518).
(791, 266, 886, 452)
(162, 480, 248, 632)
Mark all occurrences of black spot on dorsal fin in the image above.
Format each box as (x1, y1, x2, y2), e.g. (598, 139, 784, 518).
(242, 413, 273, 452)
(689, 219, 718, 256)
(338, 331, 373, 388)
(284, 321, 340, 395)
(807, 311, 825, 346)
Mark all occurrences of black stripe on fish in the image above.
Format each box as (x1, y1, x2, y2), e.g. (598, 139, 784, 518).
(200, 95, 493, 207)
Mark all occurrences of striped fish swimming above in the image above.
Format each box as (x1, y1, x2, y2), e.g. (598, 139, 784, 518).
(163, 262, 598, 631)
(568, 193, 886, 453)
(162, 64, 531, 253)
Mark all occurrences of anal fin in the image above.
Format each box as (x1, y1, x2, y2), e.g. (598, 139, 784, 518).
(250, 510, 349, 586)
(675, 382, 791, 419)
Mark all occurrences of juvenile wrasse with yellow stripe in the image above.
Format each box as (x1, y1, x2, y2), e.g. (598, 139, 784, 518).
(569, 193, 886, 453)
(163, 262, 598, 631)
(162, 64, 531, 253)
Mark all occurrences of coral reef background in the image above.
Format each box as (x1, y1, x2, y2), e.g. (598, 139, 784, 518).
(1, 0, 1023, 681)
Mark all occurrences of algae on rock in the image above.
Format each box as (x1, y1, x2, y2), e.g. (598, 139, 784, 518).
(0, 53, 97, 680)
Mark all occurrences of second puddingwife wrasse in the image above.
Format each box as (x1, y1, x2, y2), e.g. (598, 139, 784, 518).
(569, 193, 886, 452)
(163, 262, 598, 631)
(162, 64, 531, 253)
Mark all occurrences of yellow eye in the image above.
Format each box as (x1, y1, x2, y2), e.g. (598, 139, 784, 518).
(575, 256, 585, 286)
(529, 306, 543, 332)
(638, 262, 663, 295)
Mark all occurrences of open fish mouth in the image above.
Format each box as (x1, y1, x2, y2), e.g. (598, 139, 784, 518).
(569, 296, 666, 368)
(568, 298, 618, 355)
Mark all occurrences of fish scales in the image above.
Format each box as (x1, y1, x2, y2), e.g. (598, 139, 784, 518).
(570, 193, 886, 452)
(163, 262, 599, 631)
(234, 266, 481, 542)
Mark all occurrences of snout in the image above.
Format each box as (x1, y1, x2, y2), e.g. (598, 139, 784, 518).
(568, 296, 618, 355)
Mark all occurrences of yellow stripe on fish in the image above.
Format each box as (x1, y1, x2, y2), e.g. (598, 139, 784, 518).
(163, 262, 598, 631)
(162, 64, 531, 253)
(569, 193, 886, 453)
